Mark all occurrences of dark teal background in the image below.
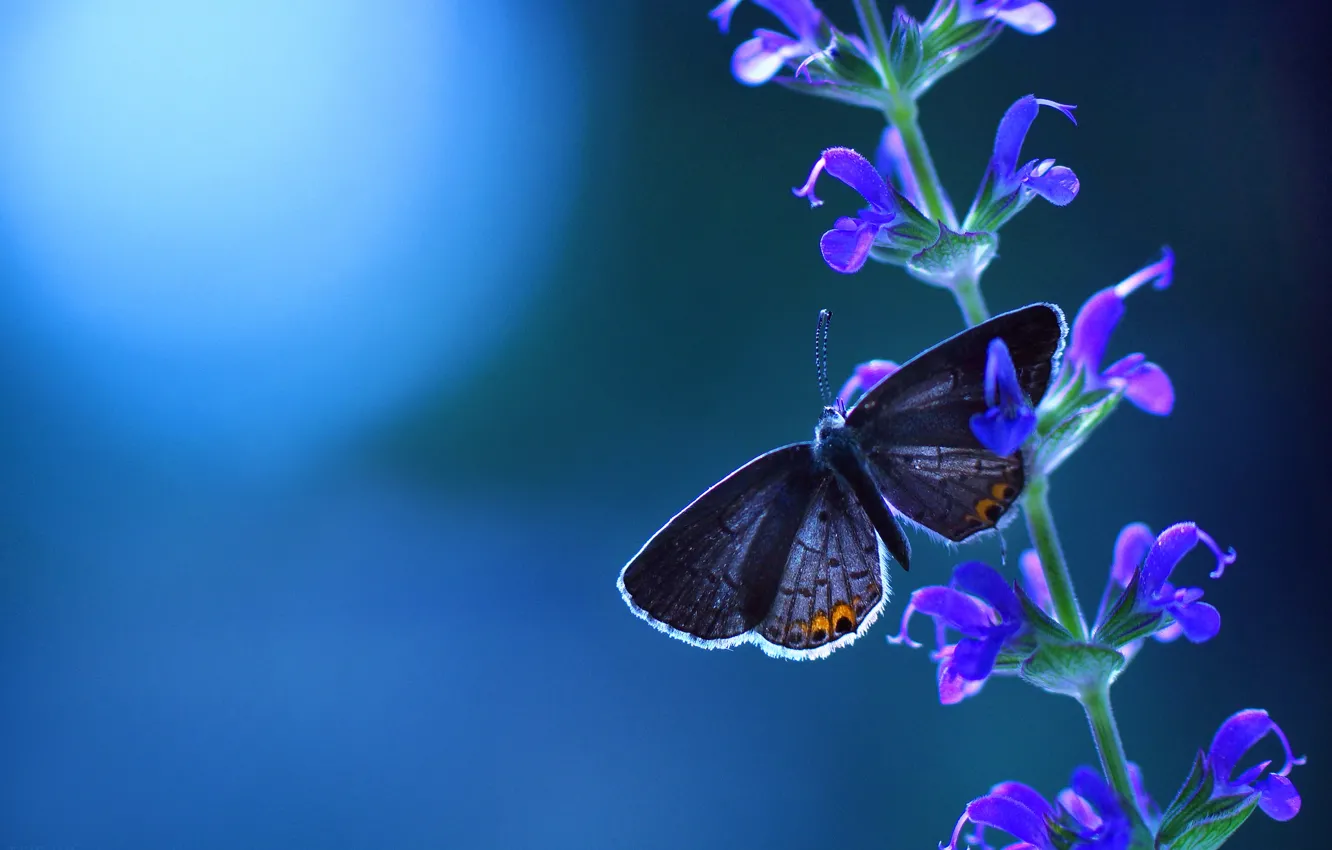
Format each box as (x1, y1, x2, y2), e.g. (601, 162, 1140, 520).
(2, 1, 1326, 847)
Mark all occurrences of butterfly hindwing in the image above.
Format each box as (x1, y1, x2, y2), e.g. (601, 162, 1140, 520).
(755, 472, 889, 659)
(846, 304, 1066, 542)
(618, 444, 820, 646)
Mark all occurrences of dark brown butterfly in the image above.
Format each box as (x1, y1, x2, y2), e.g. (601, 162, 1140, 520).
(617, 304, 1066, 659)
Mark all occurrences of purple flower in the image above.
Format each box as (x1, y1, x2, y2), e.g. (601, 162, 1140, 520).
(1060, 248, 1176, 415)
(793, 147, 933, 273)
(957, 0, 1056, 35)
(1091, 522, 1237, 648)
(836, 359, 899, 409)
(946, 766, 1139, 850)
(1206, 710, 1304, 822)
(964, 94, 1079, 233)
(709, 0, 826, 86)
(887, 561, 1032, 704)
(970, 338, 1036, 455)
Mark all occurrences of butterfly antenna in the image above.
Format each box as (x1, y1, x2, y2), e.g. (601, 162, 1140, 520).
(815, 309, 833, 407)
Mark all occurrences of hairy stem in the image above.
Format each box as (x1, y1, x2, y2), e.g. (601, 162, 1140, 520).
(883, 99, 957, 231)
(1021, 475, 1087, 640)
(950, 269, 990, 327)
(1081, 684, 1153, 844)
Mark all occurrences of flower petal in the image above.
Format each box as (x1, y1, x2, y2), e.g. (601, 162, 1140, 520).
(951, 633, 1005, 681)
(1103, 356, 1174, 415)
(952, 560, 1022, 622)
(837, 359, 899, 409)
(1171, 600, 1220, 643)
(990, 95, 1077, 190)
(1255, 773, 1301, 821)
(754, 0, 824, 41)
(875, 127, 929, 219)
(937, 647, 987, 704)
(990, 781, 1055, 821)
(963, 794, 1053, 848)
(732, 29, 807, 85)
(970, 338, 1036, 454)
(820, 218, 878, 274)
(1069, 766, 1122, 822)
(1064, 288, 1123, 379)
(1023, 161, 1079, 205)
(983, 338, 1021, 408)
(1140, 523, 1199, 598)
(1208, 709, 1281, 786)
(708, 0, 744, 32)
(990, 95, 1041, 190)
(1127, 762, 1159, 823)
(910, 584, 995, 635)
(994, 0, 1056, 34)
(822, 147, 893, 209)
(971, 406, 1036, 457)
(1110, 522, 1154, 587)
(1019, 549, 1053, 615)
(1112, 247, 1174, 298)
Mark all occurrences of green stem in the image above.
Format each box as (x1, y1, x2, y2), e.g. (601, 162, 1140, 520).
(883, 99, 956, 231)
(1081, 684, 1153, 844)
(852, 0, 897, 93)
(950, 269, 990, 327)
(1021, 475, 1087, 641)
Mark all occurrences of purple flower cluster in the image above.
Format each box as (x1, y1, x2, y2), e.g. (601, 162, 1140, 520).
(951, 711, 1302, 849)
(710, 2, 1305, 847)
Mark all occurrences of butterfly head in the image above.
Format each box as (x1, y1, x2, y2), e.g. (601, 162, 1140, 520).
(813, 405, 849, 453)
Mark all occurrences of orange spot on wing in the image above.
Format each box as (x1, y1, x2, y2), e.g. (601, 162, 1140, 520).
(831, 602, 856, 635)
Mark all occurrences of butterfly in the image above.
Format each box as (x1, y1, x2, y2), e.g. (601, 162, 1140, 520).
(617, 303, 1066, 659)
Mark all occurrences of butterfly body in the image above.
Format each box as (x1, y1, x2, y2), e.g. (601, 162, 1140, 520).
(619, 304, 1066, 660)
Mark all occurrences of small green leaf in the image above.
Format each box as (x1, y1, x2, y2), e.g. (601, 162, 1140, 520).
(1035, 389, 1123, 475)
(829, 29, 886, 88)
(1156, 796, 1258, 850)
(887, 10, 923, 87)
(1019, 642, 1125, 696)
(1013, 582, 1074, 643)
(1094, 571, 1165, 649)
(906, 224, 996, 287)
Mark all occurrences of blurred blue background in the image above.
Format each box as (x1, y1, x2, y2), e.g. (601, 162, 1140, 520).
(1, 1, 1326, 847)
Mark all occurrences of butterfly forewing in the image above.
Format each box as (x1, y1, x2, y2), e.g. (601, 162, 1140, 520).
(618, 444, 820, 645)
(756, 473, 888, 659)
(846, 304, 1066, 542)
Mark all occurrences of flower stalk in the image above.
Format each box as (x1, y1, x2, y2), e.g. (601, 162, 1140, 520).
(1022, 474, 1087, 640)
(1081, 683, 1154, 846)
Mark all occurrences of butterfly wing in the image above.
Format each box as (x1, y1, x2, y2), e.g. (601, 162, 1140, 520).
(754, 472, 889, 659)
(846, 303, 1066, 542)
(618, 444, 821, 647)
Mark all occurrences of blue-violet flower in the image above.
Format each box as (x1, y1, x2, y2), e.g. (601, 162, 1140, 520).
(970, 338, 1036, 455)
(836, 359, 899, 409)
(887, 561, 1032, 704)
(1058, 248, 1176, 416)
(793, 147, 934, 273)
(964, 94, 1079, 234)
(956, 0, 1056, 35)
(1091, 522, 1236, 649)
(945, 765, 1144, 850)
(1204, 709, 1304, 822)
(709, 0, 826, 86)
